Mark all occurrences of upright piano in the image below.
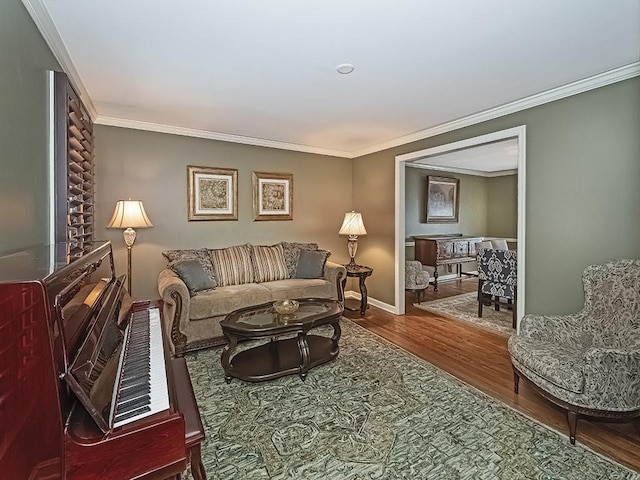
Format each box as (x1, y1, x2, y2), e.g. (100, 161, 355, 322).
(0, 241, 206, 479)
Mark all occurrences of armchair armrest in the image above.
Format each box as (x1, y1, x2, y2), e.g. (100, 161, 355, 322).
(158, 269, 190, 356)
(519, 313, 584, 343)
(324, 261, 347, 302)
(583, 348, 640, 410)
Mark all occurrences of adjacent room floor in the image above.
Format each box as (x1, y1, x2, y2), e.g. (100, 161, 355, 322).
(343, 277, 640, 472)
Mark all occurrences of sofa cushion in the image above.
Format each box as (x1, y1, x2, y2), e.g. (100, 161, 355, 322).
(170, 259, 216, 296)
(281, 242, 319, 278)
(162, 248, 217, 286)
(295, 249, 330, 279)
(252, 244, 289, 283)
(260, 278, 334, 301)
(508, 336, 586, 393)
(189, 283, 272, 319)
(209, 244, 254, 286)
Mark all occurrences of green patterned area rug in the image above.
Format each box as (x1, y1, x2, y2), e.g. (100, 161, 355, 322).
(414, 292, 515, 336)
(185, 320, 636, 479)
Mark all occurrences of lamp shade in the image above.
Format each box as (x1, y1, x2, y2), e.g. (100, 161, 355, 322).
(107, 200, 153, 229)
(338, 211, 367, 236)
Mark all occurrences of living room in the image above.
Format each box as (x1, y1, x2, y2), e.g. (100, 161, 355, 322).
(2, 0, 639, 478)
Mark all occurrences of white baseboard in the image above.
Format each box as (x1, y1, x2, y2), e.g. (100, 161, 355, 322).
(344, 290, 396, 314)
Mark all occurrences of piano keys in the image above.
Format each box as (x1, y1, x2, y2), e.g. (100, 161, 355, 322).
(111, 307, 169, 428)
(0, 241, 206, 480)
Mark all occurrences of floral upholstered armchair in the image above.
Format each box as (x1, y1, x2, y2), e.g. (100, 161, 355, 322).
(508, 259, 640, 444)
(405, 260, 430, 302)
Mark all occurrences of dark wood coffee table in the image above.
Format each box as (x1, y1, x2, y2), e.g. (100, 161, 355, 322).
(220, 298, 343, 383)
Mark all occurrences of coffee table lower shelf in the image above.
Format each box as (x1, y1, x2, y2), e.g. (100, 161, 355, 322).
(223, 334, 338, 383)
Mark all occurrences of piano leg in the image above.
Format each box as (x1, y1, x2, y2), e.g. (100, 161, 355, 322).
(172, 357, 207, 480)
(189, 444, 206, 480)
(176, 445, 205, 480)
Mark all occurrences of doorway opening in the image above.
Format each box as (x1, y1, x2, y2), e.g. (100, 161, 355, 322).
(394, 126, 526, 328)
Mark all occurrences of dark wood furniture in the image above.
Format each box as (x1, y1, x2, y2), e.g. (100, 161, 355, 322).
(0, 241, 205, 479)
(341, 264, 373, 316)
(220, 299, 343, 383)
(413, 234, 483, 291)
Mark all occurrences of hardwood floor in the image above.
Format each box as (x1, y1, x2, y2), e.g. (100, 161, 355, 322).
(343, 278, 640, 472)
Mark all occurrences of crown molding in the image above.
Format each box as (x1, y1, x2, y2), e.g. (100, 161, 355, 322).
(21, 0, 98, 120)
(95, 116, 353, 158)
(19, 1, 639, 159)
(350, 62, 640, 158)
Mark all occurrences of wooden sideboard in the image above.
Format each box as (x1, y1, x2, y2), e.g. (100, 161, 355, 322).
(413, 234, 483, 291)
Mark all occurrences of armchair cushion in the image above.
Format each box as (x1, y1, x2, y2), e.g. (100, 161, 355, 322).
(508, 337, 585, 393)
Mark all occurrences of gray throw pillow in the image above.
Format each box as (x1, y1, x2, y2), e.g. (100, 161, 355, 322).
(162, 248, 217, 286)
(295, 249, 330, 279)
(170, 259, 216, 296)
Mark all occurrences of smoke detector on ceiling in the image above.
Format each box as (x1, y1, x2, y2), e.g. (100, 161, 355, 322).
(336, 63, 355, 74)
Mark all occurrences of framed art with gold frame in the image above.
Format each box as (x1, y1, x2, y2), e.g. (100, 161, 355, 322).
(252, 171, 293, 221)
(187, 165, 238, 221)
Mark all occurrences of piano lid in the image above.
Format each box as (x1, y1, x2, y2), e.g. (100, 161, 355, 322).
(63, 274, 127, 433)
(0, 241, 112, 283)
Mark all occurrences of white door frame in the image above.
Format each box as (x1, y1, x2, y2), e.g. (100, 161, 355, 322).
(394, 125, 526, 328)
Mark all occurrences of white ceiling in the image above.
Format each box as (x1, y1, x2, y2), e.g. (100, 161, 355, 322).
(411, 138, 518, 175)
(29, 0, 640, 157)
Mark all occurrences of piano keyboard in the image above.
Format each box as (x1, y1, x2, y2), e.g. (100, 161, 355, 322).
(110, 307, 170, 428)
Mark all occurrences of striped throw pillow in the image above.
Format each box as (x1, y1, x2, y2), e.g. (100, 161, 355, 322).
(252, 244, 289, 283)
(209, 244, 254, 286)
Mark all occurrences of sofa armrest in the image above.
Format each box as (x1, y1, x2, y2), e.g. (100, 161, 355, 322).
(519, 313, 584, 343)
(583, 348, 640, 410)
(324, 261, 346, 302)
(158, 268, 190, 357)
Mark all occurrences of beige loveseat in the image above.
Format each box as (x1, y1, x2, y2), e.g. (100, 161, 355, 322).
(158, 242, 346, 356)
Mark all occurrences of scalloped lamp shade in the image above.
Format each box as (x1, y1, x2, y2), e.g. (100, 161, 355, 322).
(339, 211, 367, 267)
(107, 200, 153, 295)
(107, 200, 153, 230)
(338, 211, 367, 237)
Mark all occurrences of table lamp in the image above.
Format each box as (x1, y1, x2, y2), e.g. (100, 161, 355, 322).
(338, 211, 367, 267)
(107, 199, 153, 294)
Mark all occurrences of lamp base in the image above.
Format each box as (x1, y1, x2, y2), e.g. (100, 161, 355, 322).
(126, 245, 132, 294)
(122, 228, 136, 294)
(347, 237, 358, 268)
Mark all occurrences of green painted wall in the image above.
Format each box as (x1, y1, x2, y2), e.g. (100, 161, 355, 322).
(3, 0, 638, 315)
(486, 174, 518, 239)
(0, 0, 61, 253)
(353, 77, 640, 314)
(95, 125, 353, 300)
(405, 167, 488, 238)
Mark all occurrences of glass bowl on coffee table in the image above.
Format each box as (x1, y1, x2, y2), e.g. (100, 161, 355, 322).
(220, 298, 343, 383)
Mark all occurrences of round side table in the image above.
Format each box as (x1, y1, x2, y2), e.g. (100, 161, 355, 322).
(341, 264, 373, 316)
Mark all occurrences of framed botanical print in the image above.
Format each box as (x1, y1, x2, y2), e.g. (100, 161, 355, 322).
(252, 171, 293, 221)
(426, 175, 460, 223)
(187, 166, 238, 221)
